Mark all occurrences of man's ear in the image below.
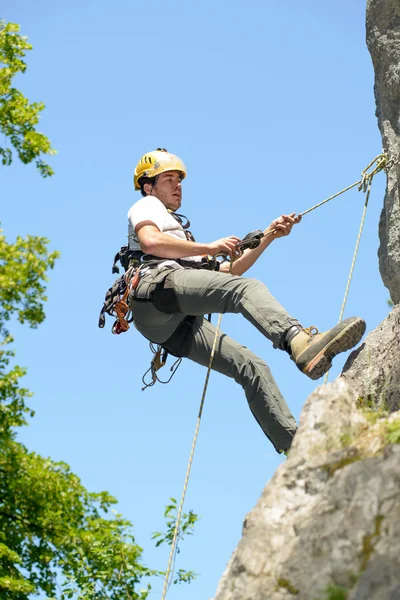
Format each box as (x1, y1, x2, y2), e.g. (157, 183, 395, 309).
(143, 182, 153, 195)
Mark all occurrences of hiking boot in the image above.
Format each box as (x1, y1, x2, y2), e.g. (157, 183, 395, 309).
(289, 317, 366, 380)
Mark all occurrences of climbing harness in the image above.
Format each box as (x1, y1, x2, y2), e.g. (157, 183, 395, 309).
(99, 209, 265, 389)
(99, 259, 183, 386)
(159, 152, 397, 598)
(100, 209, 202, 387)
(168, 210, 195, 242)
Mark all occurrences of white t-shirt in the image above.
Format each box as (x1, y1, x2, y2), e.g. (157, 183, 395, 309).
(127, 195, 202, 270)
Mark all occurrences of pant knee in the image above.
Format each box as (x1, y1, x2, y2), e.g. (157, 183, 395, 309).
(232, 350, 267, 391)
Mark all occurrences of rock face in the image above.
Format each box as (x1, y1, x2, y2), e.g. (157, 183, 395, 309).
(213, 6, 400, 598)
(214, 308, 400, 600)
(366, 0, 400, 303)
(342, 306, 400, 412)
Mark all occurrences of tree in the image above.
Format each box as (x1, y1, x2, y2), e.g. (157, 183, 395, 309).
(0, 21, 55, 177)
(0, 235, 197, 600)
(1, 232, 152, 600)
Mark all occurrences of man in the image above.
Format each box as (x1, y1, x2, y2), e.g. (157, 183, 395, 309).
(127, 148, 366, 453)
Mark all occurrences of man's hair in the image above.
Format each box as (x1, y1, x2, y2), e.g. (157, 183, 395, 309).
(139, 175, 159, 197)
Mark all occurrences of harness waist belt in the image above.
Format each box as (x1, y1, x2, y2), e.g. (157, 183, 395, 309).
(130, 251, 218, 271)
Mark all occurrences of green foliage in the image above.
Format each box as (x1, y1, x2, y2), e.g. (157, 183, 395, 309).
(360, 515, 384, 573)
(277, 577, 299, 595)
(0, 229, 60, 437)
(356, 396, 400, 445)
(0, 229, 197, 598)
(0, 229, 59, 332)
(173, 569, 197, 585)
(323, 453, 361, 478)
(355, 395, 375, 410)
(0, 441, 155, 599)
(386, 418, 400, 444)
(152, 497, 198, 549)
(152, 497, 198, 585)
(0, 436, 198, 598)
(322, 584, 349, 600)
(0, 21, 55, 176)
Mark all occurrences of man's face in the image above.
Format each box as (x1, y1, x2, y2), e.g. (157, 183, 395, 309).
(149, 171, 183, 211)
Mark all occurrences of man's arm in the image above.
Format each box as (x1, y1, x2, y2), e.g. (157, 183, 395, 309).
(219, 213, 302, 276)
(136, 222, 241, 259)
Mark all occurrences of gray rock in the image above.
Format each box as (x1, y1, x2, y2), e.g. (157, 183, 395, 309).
(214, 299, 400, 599)
(342, 304, 400, 412)
(214, 377, 400, 600)
(350, 557, 400, 600)
(366, 0, 400, 303)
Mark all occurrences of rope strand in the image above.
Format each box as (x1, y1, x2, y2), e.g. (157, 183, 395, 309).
(323, 180, 373, 384)
(161, 313, 223, 600)
(321, 154, 393, 384)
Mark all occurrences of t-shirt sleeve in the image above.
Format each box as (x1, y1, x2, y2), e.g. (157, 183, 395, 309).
(128, 197, 168, 233)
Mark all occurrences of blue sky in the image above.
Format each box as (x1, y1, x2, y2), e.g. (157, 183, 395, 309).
(1, 1, 390, 598)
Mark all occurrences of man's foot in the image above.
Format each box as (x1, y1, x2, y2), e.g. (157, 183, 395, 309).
(289, 317, 366, 380)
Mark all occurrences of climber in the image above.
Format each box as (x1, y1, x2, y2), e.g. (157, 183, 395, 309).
(127, 148, 366, 454)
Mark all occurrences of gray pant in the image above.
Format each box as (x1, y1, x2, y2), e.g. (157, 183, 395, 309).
(130, 267, 299, 452)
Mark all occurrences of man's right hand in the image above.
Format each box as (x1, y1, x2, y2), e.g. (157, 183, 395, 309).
(207, 236, 241, 256)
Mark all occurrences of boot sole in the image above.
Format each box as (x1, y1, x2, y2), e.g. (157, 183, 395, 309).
(302, 318, 366, 380)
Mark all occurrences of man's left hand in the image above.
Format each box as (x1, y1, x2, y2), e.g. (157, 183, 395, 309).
(266, 212, 302, 239)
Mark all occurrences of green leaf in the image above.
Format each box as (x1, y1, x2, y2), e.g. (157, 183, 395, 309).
(0, 20, 56, 177)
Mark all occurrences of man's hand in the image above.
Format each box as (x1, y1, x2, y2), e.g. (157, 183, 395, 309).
(207, 236, 241, 256)
(265, 213, 302, 239)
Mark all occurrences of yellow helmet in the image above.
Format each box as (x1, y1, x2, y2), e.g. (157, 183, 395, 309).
(133, 148, 187, 190)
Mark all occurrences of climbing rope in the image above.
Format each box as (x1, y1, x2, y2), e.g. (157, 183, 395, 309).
(261, 153, 392, 237)
(161, 246, 257, 598)
(160, 313, 223, 600)
(160, 152, 395, 598)
(321, 153, 394, 383)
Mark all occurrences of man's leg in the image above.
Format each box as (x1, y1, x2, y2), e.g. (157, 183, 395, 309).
(152, 268, 366, 380)
(134, 267, 365, 381)
(186, 316, 297, 453)
(152, 268, 298, 349)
